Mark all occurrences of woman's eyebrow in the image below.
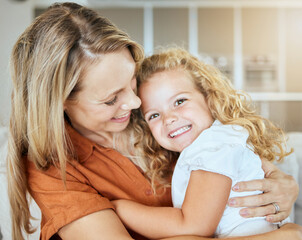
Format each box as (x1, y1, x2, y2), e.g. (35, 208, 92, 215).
(88, 88, 123, 104)
(96, 71, 136, 103)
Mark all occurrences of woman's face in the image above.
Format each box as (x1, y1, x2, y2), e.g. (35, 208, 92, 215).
(64, 48, 141, 144)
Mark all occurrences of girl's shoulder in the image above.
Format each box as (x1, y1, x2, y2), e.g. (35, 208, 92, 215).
(177, 121, 259, 181)
(188, 120, 249, 151)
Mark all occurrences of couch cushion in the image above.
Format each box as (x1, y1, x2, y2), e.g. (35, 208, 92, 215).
(287, 132, 302, 225)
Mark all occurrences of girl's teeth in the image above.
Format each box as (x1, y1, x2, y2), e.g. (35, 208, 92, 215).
(170, 126, 191, 138)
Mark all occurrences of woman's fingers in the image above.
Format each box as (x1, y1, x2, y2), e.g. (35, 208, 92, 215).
(232, 179, 271, 193)
(239, 204, 275, 217)
(230, 167, 298, 206)
(237, 176, 296, 204)
(266, 211, 289, 223)
(228, 179, 279, 208)
(235, 203, 287, 222)
(228, 193, 292, 222)
(228, 165, 298, 222)
(228, 192, 270, 208)
(228, 201, 289, 223)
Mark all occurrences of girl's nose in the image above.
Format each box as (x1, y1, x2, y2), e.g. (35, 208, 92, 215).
(163, 111, 177, 126)
(121, 89, 141, 110)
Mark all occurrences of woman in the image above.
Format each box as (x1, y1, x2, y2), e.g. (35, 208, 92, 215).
(7, 2, 300, 240)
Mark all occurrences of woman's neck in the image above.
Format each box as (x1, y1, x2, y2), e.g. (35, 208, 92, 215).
(70, 123, 116, 148)
(85, 131, 115, 149)
(76, 127, 131, 153)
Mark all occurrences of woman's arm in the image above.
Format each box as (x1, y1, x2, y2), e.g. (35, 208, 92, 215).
(161, 223, 302, 240)
(58, 209, 134, 240)
(113, 170, 232, 239)
(228, 160, 299, 222)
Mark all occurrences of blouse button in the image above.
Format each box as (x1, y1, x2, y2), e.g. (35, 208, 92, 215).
(145, 189, 153, 196)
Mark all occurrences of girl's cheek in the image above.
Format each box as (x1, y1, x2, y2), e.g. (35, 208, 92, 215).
(149, 124, 158, 138)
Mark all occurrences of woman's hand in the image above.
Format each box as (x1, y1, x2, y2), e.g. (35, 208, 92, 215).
(227, 160, 299, 222)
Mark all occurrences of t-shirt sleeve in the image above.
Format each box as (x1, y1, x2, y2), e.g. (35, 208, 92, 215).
(179, 142, 244, 181)
(27, 160, 114, 240)
(177, 122, 251, 182)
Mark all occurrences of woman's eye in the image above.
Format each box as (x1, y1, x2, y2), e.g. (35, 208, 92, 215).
(105, 96, 118, 106)
(175, 98, 187, 106)
(148, 113, 159, 121)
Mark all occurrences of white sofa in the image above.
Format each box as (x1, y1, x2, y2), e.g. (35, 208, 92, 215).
(286, 132, 302, 224)
(0, 127, 301, 239)
(0, 127, 40, 240)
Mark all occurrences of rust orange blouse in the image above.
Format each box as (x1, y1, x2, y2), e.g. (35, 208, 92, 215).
(26, 124, 172, 240)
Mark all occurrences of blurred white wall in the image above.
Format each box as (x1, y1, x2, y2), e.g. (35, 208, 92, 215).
(0, 0, 33, 126)
(0, 0, 301, 131)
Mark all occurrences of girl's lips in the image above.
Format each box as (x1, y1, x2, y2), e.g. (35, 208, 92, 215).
(111, 112, 131, 123)
(168, 125, 192, 138)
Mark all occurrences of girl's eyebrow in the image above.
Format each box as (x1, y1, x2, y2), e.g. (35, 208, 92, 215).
(142, 91, 191, 115)
(168, 91, 190, 101)
(141, 106, 157, 119)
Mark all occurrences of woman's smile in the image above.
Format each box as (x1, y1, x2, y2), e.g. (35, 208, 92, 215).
(111, 112, 131, 122)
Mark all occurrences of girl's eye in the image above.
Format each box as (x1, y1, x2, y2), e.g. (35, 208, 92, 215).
(105, 96, 118, 106)
(148, 113, 159, 121)
(175, 98, 187, 106)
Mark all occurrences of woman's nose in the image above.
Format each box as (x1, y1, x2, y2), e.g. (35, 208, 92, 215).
(121, 89, 141, 110)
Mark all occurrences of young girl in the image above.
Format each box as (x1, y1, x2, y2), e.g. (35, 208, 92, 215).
(113, 48, 291, 238)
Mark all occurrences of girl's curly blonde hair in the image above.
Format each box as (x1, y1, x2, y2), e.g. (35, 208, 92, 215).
(133, 47, 291, 192)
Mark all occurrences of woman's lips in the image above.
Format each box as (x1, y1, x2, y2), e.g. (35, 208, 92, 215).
(111, 112, 131, 123)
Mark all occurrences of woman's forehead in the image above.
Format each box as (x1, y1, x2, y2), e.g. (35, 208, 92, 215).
(80, 49, 136, 96)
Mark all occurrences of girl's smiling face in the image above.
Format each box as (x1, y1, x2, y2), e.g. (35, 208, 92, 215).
(139, 68, 214, 152)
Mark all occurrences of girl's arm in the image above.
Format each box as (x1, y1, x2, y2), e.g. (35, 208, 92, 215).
(161, 223, 302, 240)
(113, 170, 232, 239)
(228, 160, 298, 222)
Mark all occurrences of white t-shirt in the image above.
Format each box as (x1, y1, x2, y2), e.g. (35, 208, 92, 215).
(171, 120, 278, 237)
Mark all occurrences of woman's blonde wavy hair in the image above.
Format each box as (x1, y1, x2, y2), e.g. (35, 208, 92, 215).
(7, 2, 143, 239)
(134, 47, 291, 192)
